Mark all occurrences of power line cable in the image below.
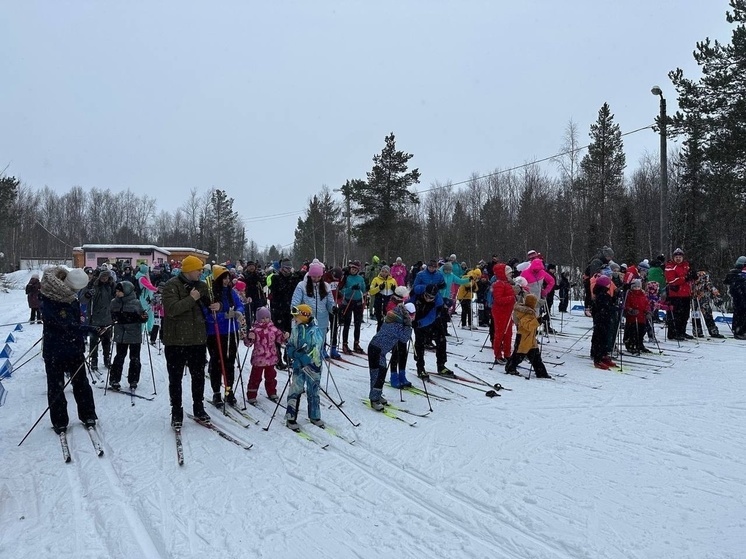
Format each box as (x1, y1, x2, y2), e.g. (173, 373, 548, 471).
(251, 122, 655, 250)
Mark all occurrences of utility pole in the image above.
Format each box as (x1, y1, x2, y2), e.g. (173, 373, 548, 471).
(335, 182, 352, 265)
(652, 86, 668, 256)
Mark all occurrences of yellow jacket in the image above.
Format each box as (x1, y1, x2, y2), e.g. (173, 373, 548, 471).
(456, 269, 481, 301)
(369, 275, 398, 297)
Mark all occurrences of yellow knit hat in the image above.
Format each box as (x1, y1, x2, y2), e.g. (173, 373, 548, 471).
(181, 256, 203, 274)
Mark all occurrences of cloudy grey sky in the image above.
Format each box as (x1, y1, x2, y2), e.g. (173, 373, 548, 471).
(0, 0, 732, 251)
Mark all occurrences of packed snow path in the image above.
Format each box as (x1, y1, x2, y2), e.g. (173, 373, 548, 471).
(1, 275, 743, 559)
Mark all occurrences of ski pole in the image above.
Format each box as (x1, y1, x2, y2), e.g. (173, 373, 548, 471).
(263, 371, 291, 431)
(231, 325, 248, 409)
(17, 328, 110, 447)
(323, 358, 344, 405)
(714, 302, 734, 333)
(144, 326, 157, 395)
(409, 335, 433, 410)
(10, 349, 42, 374)
(9, 336, 42, 366)
(448, 313, 461, 342)
(318, 385, 360, 427)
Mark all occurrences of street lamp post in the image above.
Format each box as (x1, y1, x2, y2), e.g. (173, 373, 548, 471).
(651, 85, 668, 256)
(334, 184, 352, 265)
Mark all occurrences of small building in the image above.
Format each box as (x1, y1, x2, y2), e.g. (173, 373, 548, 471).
(160, 247, 210, 265)
(73, 244, 172, 270)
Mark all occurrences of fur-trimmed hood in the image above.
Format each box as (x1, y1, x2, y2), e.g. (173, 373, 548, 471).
(40, 267, 79, 303)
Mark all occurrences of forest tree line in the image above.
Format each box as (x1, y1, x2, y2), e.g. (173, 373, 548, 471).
(1, 2, 745, 291)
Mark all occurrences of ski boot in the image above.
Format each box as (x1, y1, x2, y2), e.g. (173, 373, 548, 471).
(390, 370, 401, 388)
(398, 370, 413, 388)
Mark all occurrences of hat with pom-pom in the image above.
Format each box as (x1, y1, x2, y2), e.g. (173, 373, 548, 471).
(638, 259, 650, 270)
(394, 286, 409, 299)
(308, 260, 325, 277)
(64, 268, 90, 290)
(256, 306, 271, 321)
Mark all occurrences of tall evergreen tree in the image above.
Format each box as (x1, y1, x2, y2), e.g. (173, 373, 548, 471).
(580, 103, 626, 251)
(347, 133, 420, 258)
(669, 0, 746, 268)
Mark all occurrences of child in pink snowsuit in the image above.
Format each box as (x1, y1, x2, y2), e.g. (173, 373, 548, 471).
(245, 306, 288, 403)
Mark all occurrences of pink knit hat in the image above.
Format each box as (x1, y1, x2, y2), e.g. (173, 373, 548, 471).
(308, 261, 325, 277)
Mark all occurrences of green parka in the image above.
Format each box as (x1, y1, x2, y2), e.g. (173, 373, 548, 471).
(162, 274, 212, 346)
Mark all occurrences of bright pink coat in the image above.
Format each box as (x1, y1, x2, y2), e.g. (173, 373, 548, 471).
(391, 263, 408, 286)
(249, 321, 286, 367)
(520, 258, 555, 298)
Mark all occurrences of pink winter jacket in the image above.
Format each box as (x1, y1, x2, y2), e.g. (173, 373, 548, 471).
(391, 263, 408, 287)
(249, 321, 286, 367)
(520, 258, 555, 299)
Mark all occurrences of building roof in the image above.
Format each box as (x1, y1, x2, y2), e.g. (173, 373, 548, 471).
(75, 244, 172, 255)
(161, 247, 211, 256)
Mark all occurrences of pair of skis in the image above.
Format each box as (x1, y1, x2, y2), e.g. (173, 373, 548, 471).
(59, 426, 104, 463)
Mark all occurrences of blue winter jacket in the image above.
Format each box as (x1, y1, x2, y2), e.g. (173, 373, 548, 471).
(411, 285, 444, 329)
(204, 285, 246, 336)
(287, 320, 324, 370)
(291, 279, 335, 332)
(412, 268, 446, 301)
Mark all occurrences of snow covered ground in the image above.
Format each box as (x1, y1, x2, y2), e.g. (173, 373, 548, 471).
(0, 270, 744, 559)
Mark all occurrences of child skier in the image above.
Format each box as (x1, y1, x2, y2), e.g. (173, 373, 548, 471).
(109, 281, 148, 390)
(504, 294, 551, 378)
(367, 302, 414, 410)
(245, 306, 288, 404)
(285, 304, 325, 430)
(623, 279, 650, 354)
(591, 275, 615, 369)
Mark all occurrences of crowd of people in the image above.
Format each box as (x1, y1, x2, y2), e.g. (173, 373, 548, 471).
(28, 247, 746, 435)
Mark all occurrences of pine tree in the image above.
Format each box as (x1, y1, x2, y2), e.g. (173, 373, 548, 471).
(669, 0, 746, 268)
(348, 133, 420, 258)
(580, 103, 626, 250)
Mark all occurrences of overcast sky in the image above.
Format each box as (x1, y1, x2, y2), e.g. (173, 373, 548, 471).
(0, 0, 732, 252)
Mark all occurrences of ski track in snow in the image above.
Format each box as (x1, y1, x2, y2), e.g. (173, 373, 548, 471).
(1, 274, 745, 559)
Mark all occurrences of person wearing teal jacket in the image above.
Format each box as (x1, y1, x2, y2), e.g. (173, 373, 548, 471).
(439, 261, 470, 313)
(339, 261, 367, 353)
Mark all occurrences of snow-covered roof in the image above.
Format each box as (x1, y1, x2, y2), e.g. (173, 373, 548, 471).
(75, 244, 171, 255)
(161, 247, 210, 256)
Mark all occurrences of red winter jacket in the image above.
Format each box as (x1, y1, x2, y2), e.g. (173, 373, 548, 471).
(664, 260, 691, 298)
(491, 264, 516, 323)
(624, 289, 649, 324)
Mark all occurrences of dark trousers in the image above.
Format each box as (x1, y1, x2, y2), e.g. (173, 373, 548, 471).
(367, 344, 388, 390)
(591, 320, 610, 362)
(165, 345, 207, 416)
(624, 321, 645, 351)
(110, 343, 142, 386)
(29, 308, 41, 322)
(390, 340, 409, 372)
(206, 332, 238, 394)
(414, 322, 447, 371)
(89, 328, 112, 367)
(668, 296, 691, 338)
(342, 300, 364, 345)
(329, 312, 340, 347)
(460, 299, 473, 327)
(45, 354, 97, 431)
(558, 291, 569, 313)
(374, 294, 391, 331)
